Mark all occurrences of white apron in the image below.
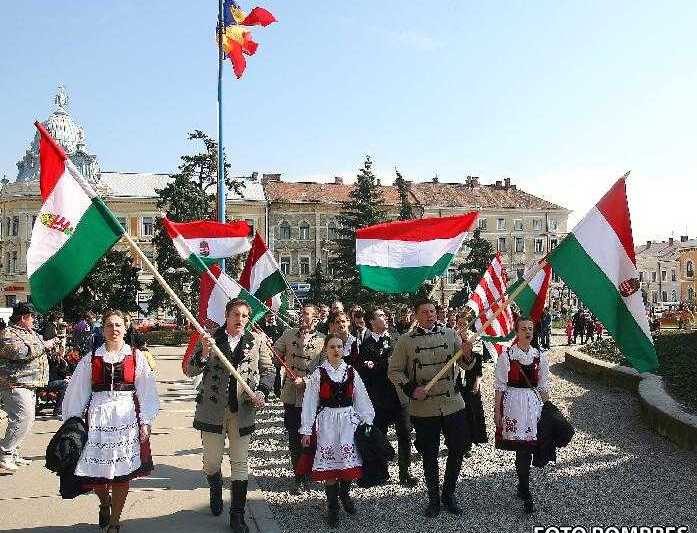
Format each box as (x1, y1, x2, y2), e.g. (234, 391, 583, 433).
(500, 388, 543, 445)
(312, 406, 362, 477)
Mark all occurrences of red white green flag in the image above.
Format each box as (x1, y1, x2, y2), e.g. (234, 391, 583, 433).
(162, 216, 251, 272)
(27, 122, 124, 312)
(508, 262, 553, 323)
(547, 174, 657, 372)
(356, 213, 479, 293)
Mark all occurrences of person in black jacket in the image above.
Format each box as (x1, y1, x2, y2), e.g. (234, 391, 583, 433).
(354, 308, 416, 487)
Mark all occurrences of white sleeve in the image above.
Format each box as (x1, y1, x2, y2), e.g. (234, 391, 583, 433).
(493, 351, 509, 392)
(537, 352, 551, 393)
(135, 351, 160, 425)
(61, 355, 92, 421)
(299, 369, 320, 435)
(352, 370, 375, 425)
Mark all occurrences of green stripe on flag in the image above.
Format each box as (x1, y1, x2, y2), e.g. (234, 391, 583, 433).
(507, 278, 538, 318)
(359, 253, 454, 293)
(548, 234, 658, 372)
(254, 271, 287, 302)
(29, 199, 124, 313)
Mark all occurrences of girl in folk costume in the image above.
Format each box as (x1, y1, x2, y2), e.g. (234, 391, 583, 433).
(61, 310, 160, 532)
(494, 317, 550, 514)
(300, 334, 375, 528)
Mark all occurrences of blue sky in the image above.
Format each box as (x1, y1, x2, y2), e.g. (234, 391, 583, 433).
(1, 1, 695, 242)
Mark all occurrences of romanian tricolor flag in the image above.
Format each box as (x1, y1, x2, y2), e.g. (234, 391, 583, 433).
(220, 1, 276, 78)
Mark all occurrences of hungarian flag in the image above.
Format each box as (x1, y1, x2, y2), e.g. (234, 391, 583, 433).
(508, 262, 553, 323)
(27, 122, 123, 312)
(162, 216, 251, 272)
(466, 252, 516, 356)
(356, 213, 479, 293)
(547, 174, 657, 372)
(240, 233, 287, 305)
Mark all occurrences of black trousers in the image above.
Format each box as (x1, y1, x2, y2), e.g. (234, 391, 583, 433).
(283, 404, 303, 477)
(411, 409, 468, 499)
(515, 450, 533, 491)
(371, 403, 412, 478)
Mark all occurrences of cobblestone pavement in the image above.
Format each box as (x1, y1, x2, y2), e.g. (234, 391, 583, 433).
(250, 337, 697, 533)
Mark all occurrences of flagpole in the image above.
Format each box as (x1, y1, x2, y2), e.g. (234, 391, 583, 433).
(62, 159, 257, 398)
(423, 260, 546, 393)
(217, 0, 226, 272)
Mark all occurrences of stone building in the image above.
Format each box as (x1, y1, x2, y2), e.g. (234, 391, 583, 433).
(676, 238, 697, 304)
(635, 239, 682, 307)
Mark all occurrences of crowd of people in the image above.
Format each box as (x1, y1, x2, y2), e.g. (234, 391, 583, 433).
(1, 297, 560, 531)
(564, 308, 604, 345)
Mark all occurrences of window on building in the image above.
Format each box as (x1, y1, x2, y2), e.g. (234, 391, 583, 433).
(549, 219, 558, 231)
(328, 221, 338, 240)
(552, 272, 560, 283)
(12, 216, 19, 236)
(651, 271, 657, 282)
(672, 289, 678, 302)
(661, 270, 667, 281)
(689, 288, 695, 302)
(326, 257, 336, 276)
(299, 256, 310, 276)
(5, 253, 9, 274)
(141, 216, 154, 237)
(447, 269, 456, 284)
(515, 237, 524, 253)
(671, 269, 677, 282)
(280, 256, 291, 276)
(661, 291, 668, 302)
(517, 269, 525, 279)
(535, 239, 544, 254)
(31, 215, 37, 231)
(117, 216, 128, 230)
(639, 271, 644, 282)
(496, 218, 506, 231)
(497, 237, 507, 252)
(299, 222, 310, 240)
(279, 221, 291, 240)
(5, 295, 17, 307)
(532, 218, 542, 231)
(478, 218, 487, 231)
(687, 261, 694, 278)
(513, 220, 523, 231)
(245, 219, 255, 235)
(11, 251, 17, 273)
(652, 292, 658, 304)
(550, 238, 558, 250)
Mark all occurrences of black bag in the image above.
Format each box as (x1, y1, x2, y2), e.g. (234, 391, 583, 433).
(354, 423, 395, 463)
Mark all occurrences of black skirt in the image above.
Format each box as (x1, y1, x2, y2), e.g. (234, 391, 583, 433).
(461, 390, 488, 444)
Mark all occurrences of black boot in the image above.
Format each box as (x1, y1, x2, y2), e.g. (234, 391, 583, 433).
(515, 452, 536, 514)
(325, 483, 340, 528)
(338, 480, 356, 514)
(441, 451, 464, 515)
(398, 456, 418, 487)
(422, 458, 440, 518)
(229, 480, 249, 533)
(207, 471, 224, 516)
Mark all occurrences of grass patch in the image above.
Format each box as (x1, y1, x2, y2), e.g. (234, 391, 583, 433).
(580, 332, 697, 413)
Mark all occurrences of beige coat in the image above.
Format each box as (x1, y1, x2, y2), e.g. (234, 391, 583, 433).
(388, 325, 473, 418)
(273, 327, 325, 407)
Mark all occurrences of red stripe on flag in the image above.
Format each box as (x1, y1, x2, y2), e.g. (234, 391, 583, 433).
(529, 264, 552, 322)
(239, 233, 268, 290)
(35, 122, 67, 202)
(163, 216, 251, 240)
(356, 212, 479, 241)
(181, 263, 221, 374)
(595, 177, 636, 266)
(227, 40, 246, 78)
(240, 7, 276, 27)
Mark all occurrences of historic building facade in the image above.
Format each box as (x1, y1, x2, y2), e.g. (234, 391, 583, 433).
(635, 239, 682, 307)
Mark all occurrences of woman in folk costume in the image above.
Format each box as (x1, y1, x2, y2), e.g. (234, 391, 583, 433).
(494, 317, 550, 514)
(300, 334, 375, 528)
(61, 310, 160, 532)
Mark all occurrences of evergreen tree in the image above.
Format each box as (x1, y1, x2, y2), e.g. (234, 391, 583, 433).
(330, 156, 388, 307)
(394, 169, 415, 220)
(61, 250, 141, 321)
(306, 260, 330, 304)
(449, 228, 495, 308)
(150, 130, 243, 317)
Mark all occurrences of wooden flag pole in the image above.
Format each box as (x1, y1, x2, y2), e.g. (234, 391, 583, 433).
(251, 325, 299, 381)
(423, 260, 546, 393)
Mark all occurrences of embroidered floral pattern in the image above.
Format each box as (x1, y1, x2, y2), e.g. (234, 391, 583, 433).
(504, 416, 518, 434)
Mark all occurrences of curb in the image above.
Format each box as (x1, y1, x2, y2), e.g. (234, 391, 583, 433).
(564, 348, 697, 451)
(247, 476, 283, 533)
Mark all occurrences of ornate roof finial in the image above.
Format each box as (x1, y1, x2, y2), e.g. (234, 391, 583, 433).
(54, 84, 69, 112)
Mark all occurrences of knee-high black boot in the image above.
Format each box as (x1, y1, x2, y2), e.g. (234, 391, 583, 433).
(338, 480, 356, 514)
(288, 437, 304, 494)
(325, 483, 340, 528)
(515, 452, 535, 513)
(229, 480, 249, 532)
(422, 455, 440, 517)
(441, 450, 464, 515)
(207, 471, 224, 516)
